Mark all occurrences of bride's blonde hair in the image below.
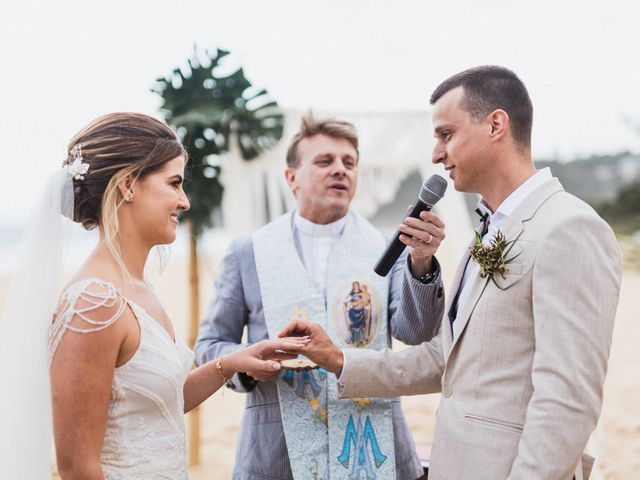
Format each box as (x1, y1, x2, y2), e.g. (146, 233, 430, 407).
(65, 112, 186, 277)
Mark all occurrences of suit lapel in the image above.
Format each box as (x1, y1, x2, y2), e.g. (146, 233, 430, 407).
(446, 263, 491, 359)
(443, 222, 484, 357)
(446, 178, 565, 360)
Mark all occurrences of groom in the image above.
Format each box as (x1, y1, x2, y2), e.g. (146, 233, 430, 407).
(280, 66, 621, 480)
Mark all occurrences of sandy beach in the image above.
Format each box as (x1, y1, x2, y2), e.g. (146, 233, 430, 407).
(1, 244, 637, 479)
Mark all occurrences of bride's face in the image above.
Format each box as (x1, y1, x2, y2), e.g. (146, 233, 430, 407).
(128, 155, 190, 245)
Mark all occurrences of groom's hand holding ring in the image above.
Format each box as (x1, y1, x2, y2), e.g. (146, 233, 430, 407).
(277, 321, 344, 376)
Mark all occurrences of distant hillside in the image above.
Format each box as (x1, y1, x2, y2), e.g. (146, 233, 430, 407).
(369, 151, 640, 234)
(540, 152, 640, 237)
(537, 152, 640, 204)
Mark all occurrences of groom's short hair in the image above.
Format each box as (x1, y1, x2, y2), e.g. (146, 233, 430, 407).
(430, 65, 533, 150)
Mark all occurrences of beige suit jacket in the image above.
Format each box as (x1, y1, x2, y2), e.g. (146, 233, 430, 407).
(341, 178, 621, 480)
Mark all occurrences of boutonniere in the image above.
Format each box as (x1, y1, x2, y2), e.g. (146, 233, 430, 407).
(470, 230, 521, 288)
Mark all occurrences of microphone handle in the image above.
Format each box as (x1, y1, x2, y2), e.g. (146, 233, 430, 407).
(374, 199, 432, 277)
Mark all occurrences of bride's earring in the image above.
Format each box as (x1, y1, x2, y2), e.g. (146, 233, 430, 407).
(125, 191, 133, 202)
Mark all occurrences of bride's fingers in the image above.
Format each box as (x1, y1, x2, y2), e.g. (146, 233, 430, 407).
(249, 339, 310, 365)
(266, 338, 309, 354)
(252, 360, 283, 372)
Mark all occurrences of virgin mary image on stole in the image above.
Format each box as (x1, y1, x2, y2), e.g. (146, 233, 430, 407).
(335, 281, 382, 348)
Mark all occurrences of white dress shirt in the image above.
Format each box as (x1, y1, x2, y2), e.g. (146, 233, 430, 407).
(452, 168, 553, 341)
(293, 211, 347, 299)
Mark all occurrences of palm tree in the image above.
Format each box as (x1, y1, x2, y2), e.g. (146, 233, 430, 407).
(152, 47, 284, 465)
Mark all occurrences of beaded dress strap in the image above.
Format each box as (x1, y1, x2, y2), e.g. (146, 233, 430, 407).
(48, 279, 126, 364)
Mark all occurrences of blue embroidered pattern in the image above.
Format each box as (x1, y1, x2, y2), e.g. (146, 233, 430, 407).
(338, 414, 387, 479)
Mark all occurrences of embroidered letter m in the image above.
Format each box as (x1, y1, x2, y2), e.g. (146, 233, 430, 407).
(337, 414, 387, 479)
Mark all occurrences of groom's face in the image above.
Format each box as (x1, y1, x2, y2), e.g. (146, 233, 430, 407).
(431, 86, 492, 194)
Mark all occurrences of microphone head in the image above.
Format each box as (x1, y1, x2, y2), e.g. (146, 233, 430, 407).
(418, 174, 448, 206)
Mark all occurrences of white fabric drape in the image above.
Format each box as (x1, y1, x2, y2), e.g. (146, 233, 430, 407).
(0, 169, 74, 478)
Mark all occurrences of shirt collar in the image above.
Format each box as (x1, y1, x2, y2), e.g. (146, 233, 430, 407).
(476, 167, 552, 222)
(293, 211, 348, 238)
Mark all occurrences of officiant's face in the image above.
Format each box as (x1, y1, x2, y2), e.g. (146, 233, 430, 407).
(286, 133, 358, 224)
(130, 155, 190, 245)
(431, 86, 492, 194)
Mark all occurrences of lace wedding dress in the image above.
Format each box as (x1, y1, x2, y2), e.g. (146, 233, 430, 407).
(49, 278, 194, 479)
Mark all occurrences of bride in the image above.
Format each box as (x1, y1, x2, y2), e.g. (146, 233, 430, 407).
(0, 112, 305, 479)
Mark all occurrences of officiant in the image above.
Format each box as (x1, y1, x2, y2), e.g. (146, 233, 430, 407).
(195, 113, 446, 480)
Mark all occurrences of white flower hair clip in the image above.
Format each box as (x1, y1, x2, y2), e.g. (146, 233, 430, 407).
(67, 145, 90, 181)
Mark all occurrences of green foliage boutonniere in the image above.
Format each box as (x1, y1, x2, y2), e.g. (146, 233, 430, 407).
(470, 230, 521, 288)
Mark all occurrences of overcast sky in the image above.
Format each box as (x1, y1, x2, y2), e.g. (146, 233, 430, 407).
(1, 0, 639, 225)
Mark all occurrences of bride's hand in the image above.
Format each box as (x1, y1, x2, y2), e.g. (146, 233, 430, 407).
(223, 338, 309, 382)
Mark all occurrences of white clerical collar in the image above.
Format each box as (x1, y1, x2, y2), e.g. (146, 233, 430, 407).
(293, 211, 348, 237)
(476, 168, 552, 221)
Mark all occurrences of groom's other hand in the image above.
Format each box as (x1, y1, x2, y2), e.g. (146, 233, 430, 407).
(399, 211, 445, 278)
(278, 321, 344, 375)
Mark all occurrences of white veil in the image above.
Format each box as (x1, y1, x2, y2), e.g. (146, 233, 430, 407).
(0, 169, 74, 477)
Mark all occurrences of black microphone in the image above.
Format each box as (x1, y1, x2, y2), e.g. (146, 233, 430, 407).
(374, 174, 448, 277)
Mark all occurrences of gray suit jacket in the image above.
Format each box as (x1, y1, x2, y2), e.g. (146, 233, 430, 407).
(195, 231, 445, 480)
(339, 179, 621, 480)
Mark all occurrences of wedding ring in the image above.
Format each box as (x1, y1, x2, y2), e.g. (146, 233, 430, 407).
(425, 234, 433, 244)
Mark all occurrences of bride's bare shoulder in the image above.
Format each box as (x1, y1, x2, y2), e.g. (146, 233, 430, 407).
(50, 273, 129, 361)
(58, 262, 125, 309)
(58, 273, 123, 312)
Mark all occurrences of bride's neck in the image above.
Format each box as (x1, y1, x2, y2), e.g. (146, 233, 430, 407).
(94, 236, 150, 281)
